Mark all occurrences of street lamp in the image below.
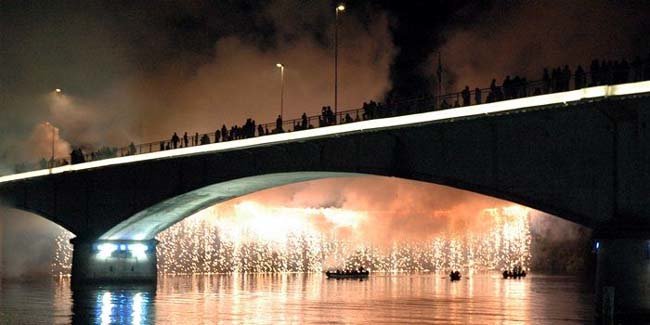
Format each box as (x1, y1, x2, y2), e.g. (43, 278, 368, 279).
(45, 122, 56, 170)
(48, 89, 63, 169)
(276, 63, 285, 119)
(334, 3, 345, 118)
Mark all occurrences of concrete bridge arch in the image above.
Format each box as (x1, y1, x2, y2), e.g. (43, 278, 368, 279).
(2, 92, 647, 241)
(0, 83, 648, 314)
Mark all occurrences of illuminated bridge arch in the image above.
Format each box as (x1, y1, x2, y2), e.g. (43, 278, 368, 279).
(99, 170, 588, 241)
(0, 82, 648, 242)
(100, 172, 360, 240)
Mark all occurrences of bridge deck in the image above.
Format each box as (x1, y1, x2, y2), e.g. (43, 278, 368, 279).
(1, 81, 649, 184)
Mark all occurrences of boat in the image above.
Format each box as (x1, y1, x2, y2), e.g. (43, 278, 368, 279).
(503, 266, 527, 279)
(325, 269, 370, 279)
(449, 271, 461, 281)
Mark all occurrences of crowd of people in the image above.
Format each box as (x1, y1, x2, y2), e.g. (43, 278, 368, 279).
(441, 55, 650, 109)
(27, 55, 650, 169)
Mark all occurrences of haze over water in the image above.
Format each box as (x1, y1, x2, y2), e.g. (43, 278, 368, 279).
(0, 273, 593, 324)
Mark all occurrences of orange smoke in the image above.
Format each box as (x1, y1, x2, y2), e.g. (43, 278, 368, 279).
(204, 176, 518, 244)
(21, 122, 71, 162)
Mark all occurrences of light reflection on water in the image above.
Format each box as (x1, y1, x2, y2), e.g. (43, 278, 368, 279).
(0, 274, 593, 324)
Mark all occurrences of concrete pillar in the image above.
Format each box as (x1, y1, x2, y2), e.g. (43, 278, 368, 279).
(595, 236, 650, 321)
(71, 239, 157, 285)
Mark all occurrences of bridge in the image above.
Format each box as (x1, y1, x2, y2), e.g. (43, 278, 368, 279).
(1, 81, 649, 314)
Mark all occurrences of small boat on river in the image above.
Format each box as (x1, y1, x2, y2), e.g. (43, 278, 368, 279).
(502, 266, 527, 279)
(325, 268, 370, 279)
(449, 271, 461, 281)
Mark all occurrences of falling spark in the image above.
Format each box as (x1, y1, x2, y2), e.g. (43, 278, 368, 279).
(51, 204, 532, 275)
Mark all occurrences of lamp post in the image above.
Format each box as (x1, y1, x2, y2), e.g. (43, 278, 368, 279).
(45, 121, 56, 170)
(49, 89, 63, 169)
(334, 3, 345, 118)
(276, 63, 285, 118)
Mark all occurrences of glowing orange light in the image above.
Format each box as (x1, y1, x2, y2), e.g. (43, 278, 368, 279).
(53, 203, 533, 275)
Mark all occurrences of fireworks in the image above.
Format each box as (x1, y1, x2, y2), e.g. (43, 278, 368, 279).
(51, 203, 532, 275)
(51, 230, 74, 276)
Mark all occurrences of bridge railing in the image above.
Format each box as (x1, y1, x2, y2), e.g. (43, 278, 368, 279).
(10, 64, 650, 175)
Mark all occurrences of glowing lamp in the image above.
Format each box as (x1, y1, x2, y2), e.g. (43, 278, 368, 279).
(276, 63, 284, 68)
(55, 88, 62, 93)
(128, 243, 148, 259)
(97, 243, 118, 258)
(336, 4, 345, 11)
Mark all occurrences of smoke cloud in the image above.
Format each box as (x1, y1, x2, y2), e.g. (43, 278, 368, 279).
(128, 17, 394, 141)
(210, 176, 512, 244)
(1, 1, 394, 162)
(20, 122, 71, 163)
(0, 207, 65, 279)
(435, 0, 650, 91)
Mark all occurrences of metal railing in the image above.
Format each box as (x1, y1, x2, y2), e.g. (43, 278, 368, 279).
(10, 62, 650, 175)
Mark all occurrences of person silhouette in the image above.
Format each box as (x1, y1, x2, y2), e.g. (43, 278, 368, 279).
(221, 124, 228, 141)
(128, 142, 136, 155)
(276, 115, 284, 133)
(461, 86, 471, 106)
(301, 113, 308, 129)
(171, 132, 180, 149)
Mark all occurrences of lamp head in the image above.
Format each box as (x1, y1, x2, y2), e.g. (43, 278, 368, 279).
(336, 4, 345, 11)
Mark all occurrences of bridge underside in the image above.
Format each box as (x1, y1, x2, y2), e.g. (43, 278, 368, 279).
(100, 172, 361, 240)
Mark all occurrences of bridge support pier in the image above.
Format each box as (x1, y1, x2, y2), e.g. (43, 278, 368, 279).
(594, 231, 650, 321)
(71, 239, 158, 285)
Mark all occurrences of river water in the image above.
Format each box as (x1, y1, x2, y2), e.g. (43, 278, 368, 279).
(0, 273, 593, 324)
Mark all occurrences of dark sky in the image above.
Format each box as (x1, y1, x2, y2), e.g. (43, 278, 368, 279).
(1, 0, 460, 97)
(1, 0, 649, 164)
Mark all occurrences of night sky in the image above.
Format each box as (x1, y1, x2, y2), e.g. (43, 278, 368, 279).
(1, 0, 650, 162)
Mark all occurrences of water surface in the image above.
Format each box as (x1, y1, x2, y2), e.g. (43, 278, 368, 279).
(0, 273, 593, 324)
